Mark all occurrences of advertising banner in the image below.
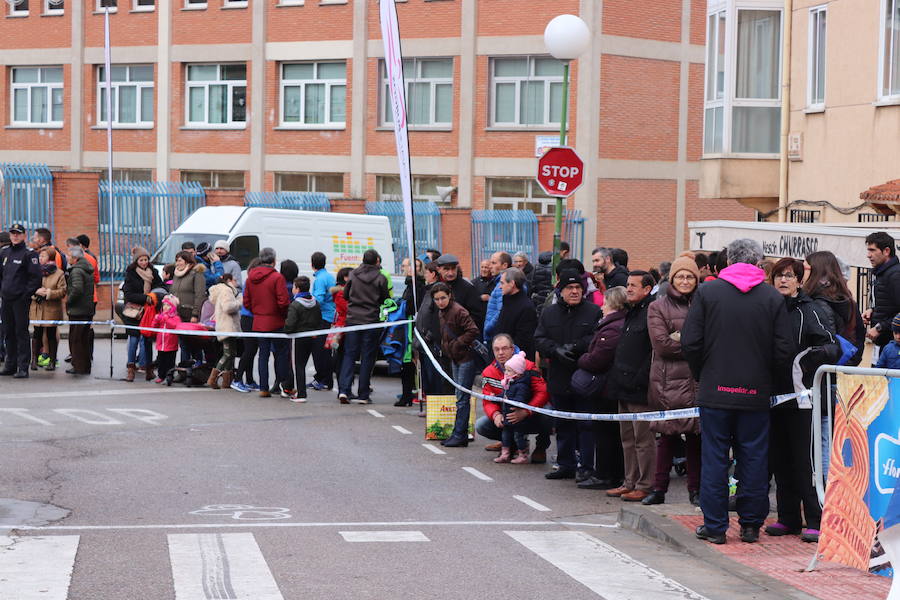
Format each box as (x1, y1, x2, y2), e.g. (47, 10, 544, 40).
(425, 395, 475, 441)
(818, 373, 898, 580)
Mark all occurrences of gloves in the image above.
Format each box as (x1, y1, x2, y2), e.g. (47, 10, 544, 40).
(554, 344, 577, 365)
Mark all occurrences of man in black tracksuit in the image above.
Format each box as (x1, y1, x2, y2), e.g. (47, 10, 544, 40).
(0, 224, 42, 377)
(864, 231, 900, 353)
(682, 239, 794, 544)
(493, 267, 537, 360)
(534, 269, 602, 480)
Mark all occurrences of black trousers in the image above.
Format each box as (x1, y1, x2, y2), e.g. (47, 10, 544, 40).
(553, 392, 597, 472)
(292, 338, 315, 395)
(157, 350, 177, 379)
(310, 319, 333, 388)
(1, 297, 31, 372)
(236, 314, 258, 384)
(594, 420, 625, 481)
(770, 406, 821, 530)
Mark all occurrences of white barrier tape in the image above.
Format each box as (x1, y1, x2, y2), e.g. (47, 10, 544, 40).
(28, 319, 411, 340)
(413, 328, 809, 422)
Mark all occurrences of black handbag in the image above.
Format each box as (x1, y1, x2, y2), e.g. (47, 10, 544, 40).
(571, 368, 606, 397)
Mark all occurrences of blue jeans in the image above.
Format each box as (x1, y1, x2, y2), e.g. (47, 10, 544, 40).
(258, 332, 290, 391)
(451, 358, 476, 438)
(338, 328, 382, 400)
(127, 335, 151, 368)
(699, 406, 770, 534)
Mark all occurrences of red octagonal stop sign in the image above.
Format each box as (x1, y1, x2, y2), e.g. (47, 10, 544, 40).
(536, 146, 584, 197)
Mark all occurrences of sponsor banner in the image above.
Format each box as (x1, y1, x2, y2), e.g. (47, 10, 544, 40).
(819, 373, 899, 579)
(425, 395, 475, 441)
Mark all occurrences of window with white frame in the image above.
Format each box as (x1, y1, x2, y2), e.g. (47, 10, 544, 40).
(186, 63, 246, 127)
(487, 178, 553, 214)
(381, 58, 453, 127)
(280, 62, 346, 127)
(703, 2, 782, 156)
(98, 65, 153, 126)
(223, 0, 247, 6)
(181, 170, 245, 189)
(490, 56, 564, 128)
(10, 67, 64, 126)
(377, 175, 453, 204)
(807, 6, 826, 109)
(8, 0, 28, 16)
(133, 0, 154, 11)
(100, 168, 153, 182)
(277, 173, 344, 198)
(97, 0, 117, 11)
(880, 0, 900, 100)
(43, 0, 63, 15)
(185, 0, 206, 8)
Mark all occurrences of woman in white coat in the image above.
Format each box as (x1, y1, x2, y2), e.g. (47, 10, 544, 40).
(208, 273, 242, 389)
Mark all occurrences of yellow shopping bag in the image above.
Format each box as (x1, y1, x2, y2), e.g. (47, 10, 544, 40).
(425, 395, 476, 440)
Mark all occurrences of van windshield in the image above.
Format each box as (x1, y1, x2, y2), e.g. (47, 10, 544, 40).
(152, 234, 223, 265)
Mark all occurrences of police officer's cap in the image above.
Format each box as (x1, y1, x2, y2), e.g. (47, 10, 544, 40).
(8, 223, 25, 234)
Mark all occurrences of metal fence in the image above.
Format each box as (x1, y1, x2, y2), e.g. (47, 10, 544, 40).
(0, 163, 54, 235)
(244, 191, 331, 212)
(857, 212, 895, 222)
(562, 209, 585, 261)
(365, 200, 442, 274)
(471, 209, 539, 273)
(98, 181, 206, 281)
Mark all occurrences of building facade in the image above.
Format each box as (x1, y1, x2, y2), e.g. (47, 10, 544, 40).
(0, 0, 752, 268)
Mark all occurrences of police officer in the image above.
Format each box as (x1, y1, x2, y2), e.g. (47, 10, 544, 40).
(0, 224, 42, 377)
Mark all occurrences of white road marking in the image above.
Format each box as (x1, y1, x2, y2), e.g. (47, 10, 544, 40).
(507, 531, 710, 599)
(107, 408, 169, 425)
(422, 443, 446, 455)
(0, 408, 53, 425)
(168, 533, 283, 600)
(51, 409, 123, 425)
(19, 520, 618, 531)
(366, 409, 384, 418)
(513, 495, 552, 512)
(462, 466, 493, 481)
(0, 535, 79, 600)
(392, 425, 412, 435)
(339, 531, 430, 543)
(5, 388, 208, 400)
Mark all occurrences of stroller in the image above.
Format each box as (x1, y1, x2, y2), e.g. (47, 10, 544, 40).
(164, 322, 221, 387)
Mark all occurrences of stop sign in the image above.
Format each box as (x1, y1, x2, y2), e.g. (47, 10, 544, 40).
(536, 146, 584, 197)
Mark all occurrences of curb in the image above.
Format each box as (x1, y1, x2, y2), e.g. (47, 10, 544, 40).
(618, 504, 820, 600)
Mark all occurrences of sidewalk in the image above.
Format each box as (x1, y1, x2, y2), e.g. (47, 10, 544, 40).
(619, 503, 890, 600)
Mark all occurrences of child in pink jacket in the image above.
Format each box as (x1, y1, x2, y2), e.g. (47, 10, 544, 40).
(152, 295, 182, 382)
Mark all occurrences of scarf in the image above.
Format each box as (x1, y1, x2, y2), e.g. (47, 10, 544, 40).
(174, 264, 190, 278)
(41, 263, 57, 276)
(136, 266, 154, 293)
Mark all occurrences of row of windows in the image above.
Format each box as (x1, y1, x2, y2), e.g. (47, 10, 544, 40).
(7, 56, 564, 129)
(5, 0, 246, 17)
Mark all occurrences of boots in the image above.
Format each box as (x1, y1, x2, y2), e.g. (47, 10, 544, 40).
(220, 370, 233, 389)
(30, 340, 40, 371)
(145, 364, 155, 381)
(493, 447, 512, 463)
(207, 368, 221, 389)
(124, 363, 136, 382)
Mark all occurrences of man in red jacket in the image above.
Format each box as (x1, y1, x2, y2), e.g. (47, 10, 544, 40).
(475, 333, 552, 464)
(243, 247, 291, 398)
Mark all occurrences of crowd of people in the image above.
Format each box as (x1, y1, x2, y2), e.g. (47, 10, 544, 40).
(5, 222, 900, 546)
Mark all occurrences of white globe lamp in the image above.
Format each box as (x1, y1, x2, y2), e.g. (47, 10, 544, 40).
(544, 14, 591, 61)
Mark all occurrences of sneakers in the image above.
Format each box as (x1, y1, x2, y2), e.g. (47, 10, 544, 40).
(289, 393, 307, 403)
(153, 377, 165, 384)
(230, 381, 250, 393)
(338, 393, 350, 404)
(280, 388, 296, 399)
(307, 381, 330, 391)
(510, 450, 530, 464)
(740, 526, 760, 543)
(764, 522, 801, 537)
(37, 353, 50, 368)
(493, 448, 512, 463)
(246, 382, 260, 391)
(800, 528, 820, 543)
(695, 525, 726, 545)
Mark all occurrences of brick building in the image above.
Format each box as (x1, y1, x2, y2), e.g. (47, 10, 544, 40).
(0, 0, 752, 271)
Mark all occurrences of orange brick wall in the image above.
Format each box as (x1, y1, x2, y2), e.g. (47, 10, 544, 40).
(0, 7, 71, 48)
(684, 179, 755, 249)
(172, 4, 251, 45)
(84, 9, 157, 47)
(602, 0, 681, 43)
(53, 170, 101, 258)
(370, 0, 461, 39)
(476, 0, 579, 36)
(268, 0, 352, 43)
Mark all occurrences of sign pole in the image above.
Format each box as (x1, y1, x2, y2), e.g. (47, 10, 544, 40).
(551, 60, 570, 284)
(104, 6, 115, 379)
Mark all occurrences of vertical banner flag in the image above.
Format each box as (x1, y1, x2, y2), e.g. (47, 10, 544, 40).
(379, 0, 417, 309)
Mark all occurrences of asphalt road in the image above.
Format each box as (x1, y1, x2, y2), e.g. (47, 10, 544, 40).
(0, 340, 784, 599)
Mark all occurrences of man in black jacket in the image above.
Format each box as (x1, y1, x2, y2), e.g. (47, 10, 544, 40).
(592, 247, 629, 289)
(494, 267, 538, 359)
(0, 224, 42, 377)
(605, 271, 656, 503)
(534, 270, 602, 481)
(864, 231, 900, 353)
(682, 238, 794, 545)
(435, 254, 484, 329)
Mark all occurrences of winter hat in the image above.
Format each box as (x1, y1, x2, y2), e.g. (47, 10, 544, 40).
(669, 252, 700, 282)
(505, 351, 527, 376)
(557, 269, 585, 290)
(162, 294, 180, 311)
(892, 314, 900, 333)
(132, 246, 150, 260)
(214, 240, 229, 253)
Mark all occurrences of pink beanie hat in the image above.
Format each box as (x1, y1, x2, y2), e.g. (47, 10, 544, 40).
(505, 351, 527, 376)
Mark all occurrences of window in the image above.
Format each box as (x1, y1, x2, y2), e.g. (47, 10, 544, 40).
(487, 178, 553, 214)
(185, 63, 246, 127)
(8, 0, 28, 16)
(10, 67, 64, 126)
(807, 6, 826, 109)
(43, 0, 63, 15)
(181, 170, 245, 189)
(133, 0, 154, 11)
(185, 0, 206, 7)
(100, 168, 153, 182)
(276, 173, 344, 198)
(490, 56, 564, 127)
(880, 0, 900, 100)
(377, 175, 453, 204)
(789, 209, 820, 223)
(98, 65, 153, 127)
(280, 62, 346, 127)
(97, 0, 116, 11)
(702, 4, 782, 156)
(223, 0, 247, 6)
(381, 58, 453, 128)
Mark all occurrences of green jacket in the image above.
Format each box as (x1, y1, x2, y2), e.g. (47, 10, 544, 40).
(67, 257, 95, 318)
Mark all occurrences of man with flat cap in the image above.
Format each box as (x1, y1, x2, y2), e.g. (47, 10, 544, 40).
(0, 224, 42, 377)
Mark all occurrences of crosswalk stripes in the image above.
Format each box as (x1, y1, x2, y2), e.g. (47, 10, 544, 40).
(0, 535, 78, 600)
(168, 533, 284, 600)
(506, 531, 710, 600)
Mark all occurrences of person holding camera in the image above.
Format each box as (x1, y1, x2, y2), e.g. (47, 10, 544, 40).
(195, 242, 225, 290)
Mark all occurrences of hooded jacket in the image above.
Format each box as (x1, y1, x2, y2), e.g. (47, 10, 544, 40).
(871, 255, 900, 347)
(285, 293, 322, 334)
(66, 257, 96, 318)
(813, 293, 864, 366)
(534, 290, 602, 395)
(682, 263, 795, 411)
(344, 263, 390, 325)
(604, 264, 629, 289)
(243, 265, 290, 331)
(778, 291, 840, 392)
(170, 263, 207, 321)
(208, 282, 242, 340)
(607, 293, 655, 406)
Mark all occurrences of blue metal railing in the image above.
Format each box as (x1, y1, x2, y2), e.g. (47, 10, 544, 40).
(471, 209, 539, 272)
(0, 163, 54, 235)
(98, 180, 206, 281)
(244, 191, 331, 212)
(365, 200, 442, 274)
(562, 209, 585, 262)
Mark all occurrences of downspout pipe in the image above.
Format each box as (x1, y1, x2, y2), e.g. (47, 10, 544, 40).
(778, 0, 793, 222)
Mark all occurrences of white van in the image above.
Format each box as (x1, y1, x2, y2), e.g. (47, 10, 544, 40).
(151, 206, 396, 276)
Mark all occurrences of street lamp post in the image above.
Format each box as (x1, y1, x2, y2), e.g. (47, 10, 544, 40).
(544, 14, 590, 281)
